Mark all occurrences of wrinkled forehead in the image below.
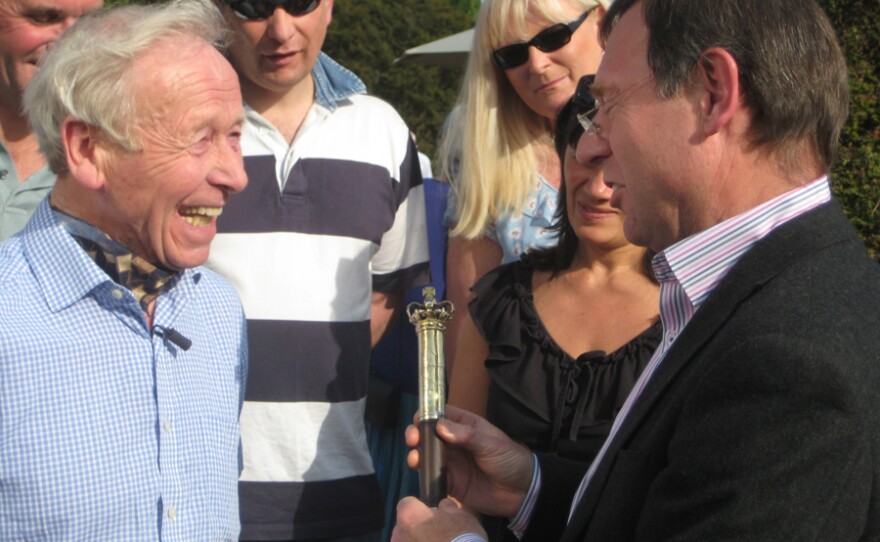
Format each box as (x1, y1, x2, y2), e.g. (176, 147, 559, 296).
(5, 0, 101, 16)
(593, 5, 649, 90)
(130, 37, 241, 116)
(602, 9, 650, 65)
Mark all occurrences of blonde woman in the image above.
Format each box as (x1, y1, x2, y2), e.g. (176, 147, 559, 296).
(440, 0, 609, 369)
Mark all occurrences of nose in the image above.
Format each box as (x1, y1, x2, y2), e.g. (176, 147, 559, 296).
(566, 149, 610, 201)
(45, 16, 76, 44)
(525, 45, 551, 73)
(210, 139, 248, 195)
(60, 15, 77, 31)
(266, 7, 297, 43)
(586, 169, 611, 198)
(575, 130, 610, 170)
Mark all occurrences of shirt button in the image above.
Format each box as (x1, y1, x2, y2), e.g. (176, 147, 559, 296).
(163, 421, 171, 432)
(167, 506, 177, 519)
(111, 289, 124, 300)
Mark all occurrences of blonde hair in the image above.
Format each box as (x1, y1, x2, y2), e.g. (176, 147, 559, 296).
(23, 0, 229, 174)
(438, 0, 609, 239)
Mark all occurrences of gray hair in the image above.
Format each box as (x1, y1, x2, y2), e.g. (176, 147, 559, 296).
(23, 0, 230, 174)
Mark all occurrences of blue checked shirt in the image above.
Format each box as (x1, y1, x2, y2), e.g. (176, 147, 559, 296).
(0, 200, 248, 540)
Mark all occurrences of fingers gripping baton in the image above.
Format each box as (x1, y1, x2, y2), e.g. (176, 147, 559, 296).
(407, 287, 454, 506)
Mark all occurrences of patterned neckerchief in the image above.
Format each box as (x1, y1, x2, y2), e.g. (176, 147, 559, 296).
(52, 206, 180, 312)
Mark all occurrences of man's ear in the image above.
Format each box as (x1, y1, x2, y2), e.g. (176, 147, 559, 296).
(695, 47, 741, 136)
(61, 117, 106, 191)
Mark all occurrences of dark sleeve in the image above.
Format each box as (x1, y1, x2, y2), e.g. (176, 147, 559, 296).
(468, 262, 526, 365)
(521, 453, 589, 542)
(632, 333, 874, 540)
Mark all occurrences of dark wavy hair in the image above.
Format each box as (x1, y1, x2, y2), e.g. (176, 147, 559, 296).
(526, 96, 656, 282)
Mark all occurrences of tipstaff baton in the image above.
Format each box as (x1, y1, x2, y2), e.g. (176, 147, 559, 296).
(407, 286, 454, 506)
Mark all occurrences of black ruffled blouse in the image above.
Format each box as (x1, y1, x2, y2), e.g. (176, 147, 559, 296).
(470, 259, 662, 463)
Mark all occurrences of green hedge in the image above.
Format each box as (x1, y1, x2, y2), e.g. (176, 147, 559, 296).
(820, 0, 879, 260)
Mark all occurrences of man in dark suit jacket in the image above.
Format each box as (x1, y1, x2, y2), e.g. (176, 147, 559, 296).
(390, 0, 880, 541)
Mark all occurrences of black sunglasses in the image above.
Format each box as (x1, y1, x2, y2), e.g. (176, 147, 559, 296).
(491, 7, 595, 70)
(573, 74, 597, 112)
(224, 0, 320, 20)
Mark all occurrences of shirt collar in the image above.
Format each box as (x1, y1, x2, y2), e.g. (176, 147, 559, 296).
(0, 137, 54, 188)
(52, 207, 180, 312)
(312, 52, 367, 111)
(655, 176, 832, 312)
(240, 52, 367, 140)
(21, 200, 196, 316)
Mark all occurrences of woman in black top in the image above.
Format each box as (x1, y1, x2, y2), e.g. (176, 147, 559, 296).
(448, 78, 661, 463)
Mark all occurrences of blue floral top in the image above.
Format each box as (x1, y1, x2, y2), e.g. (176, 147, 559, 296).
(447, 174, 559, 263)
(490, 175, 559, 263)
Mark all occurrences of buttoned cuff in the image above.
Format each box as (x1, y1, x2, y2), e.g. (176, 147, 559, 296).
(507, 453, 542, 539)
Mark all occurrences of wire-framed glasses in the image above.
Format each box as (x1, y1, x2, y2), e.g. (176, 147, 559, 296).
(576, 73, 654, 136)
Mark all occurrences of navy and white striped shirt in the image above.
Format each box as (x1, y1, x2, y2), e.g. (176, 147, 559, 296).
(206, 53, 430, 539)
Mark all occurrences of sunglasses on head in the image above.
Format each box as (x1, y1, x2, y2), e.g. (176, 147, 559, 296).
(561, 75, 596, 148)
(572, 74, 599, 142)
(573, 74, 597, 113)
(224, 0, 320, 20)
(491, 7, 595, 70)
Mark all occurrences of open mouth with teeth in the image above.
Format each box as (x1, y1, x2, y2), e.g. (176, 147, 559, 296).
(178, 206, 222, 226)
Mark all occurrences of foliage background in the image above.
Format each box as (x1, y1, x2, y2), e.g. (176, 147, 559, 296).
(110, 0, 878, 257)
(819, 0, 879, 259)
(322, 0, 477, 160)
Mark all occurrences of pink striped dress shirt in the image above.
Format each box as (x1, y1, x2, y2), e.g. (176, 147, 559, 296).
(449, 176, 832, 542)
(495, 176, 832, 542)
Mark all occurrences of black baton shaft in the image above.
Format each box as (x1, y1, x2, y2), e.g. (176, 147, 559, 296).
(418, 418, 447, 506)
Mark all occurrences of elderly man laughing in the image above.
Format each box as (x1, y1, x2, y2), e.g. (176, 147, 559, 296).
(0, 0, 250, 539)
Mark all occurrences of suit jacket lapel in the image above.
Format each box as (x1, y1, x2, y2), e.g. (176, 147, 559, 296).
(561, 201, 852, 540)
(560, 280, 744, 540)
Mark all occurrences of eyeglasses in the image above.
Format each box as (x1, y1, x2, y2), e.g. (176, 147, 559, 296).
(224, 0, 320, 20)
(577, 73, 653, 137)
(491, 7, 596, 70)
